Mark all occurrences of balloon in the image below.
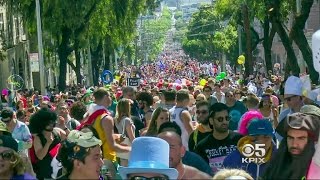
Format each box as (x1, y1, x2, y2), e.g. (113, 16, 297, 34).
(216, 75, 222, 81)
(237, 55, 245, 65)
(115, 75, 121, 81)
(101, 70, 113, 85)
(312, 30, 320, 72)
(199, 79, 207, 86)
(219, 72, 226, 79)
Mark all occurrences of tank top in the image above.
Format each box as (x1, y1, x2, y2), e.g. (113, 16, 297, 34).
(169, 106, 189, 150)
(92, 114, 117, 162)
(33, 131, 61, 179)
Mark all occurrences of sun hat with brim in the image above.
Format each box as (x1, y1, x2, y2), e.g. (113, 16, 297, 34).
(0, 121, 11, 136)
(67, 130, 102, 148)
(63, 130, 102, 160)
(0, 135, 18, 151)
(118, 137, 178, 180)
(247, 118, 274, 136)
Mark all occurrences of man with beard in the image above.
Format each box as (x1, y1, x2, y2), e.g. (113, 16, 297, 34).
(136, 92, 154, 128)
(158, 131, 212, 179)
(263, 107, 320, 179)
(188, 101, 212, 152)
(195, 103, 242, 174)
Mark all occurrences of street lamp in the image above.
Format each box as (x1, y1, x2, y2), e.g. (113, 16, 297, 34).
(35, 0, 45, 95)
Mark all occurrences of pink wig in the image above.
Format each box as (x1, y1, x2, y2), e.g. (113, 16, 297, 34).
(238, 110, 264, 135)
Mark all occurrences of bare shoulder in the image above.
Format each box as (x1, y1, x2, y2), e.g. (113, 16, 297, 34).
(101, 114, 114, 124)
(184, 165, 212, 179)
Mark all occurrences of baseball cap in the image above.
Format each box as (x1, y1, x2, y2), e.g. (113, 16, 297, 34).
(0, 135, 18, 151)
(247, 119, 274, 136)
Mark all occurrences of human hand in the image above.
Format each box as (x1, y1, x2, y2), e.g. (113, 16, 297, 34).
(44, 131, 54, 144)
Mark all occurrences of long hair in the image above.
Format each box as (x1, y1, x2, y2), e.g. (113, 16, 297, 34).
(9, 151, 25, 176)
(146, 107, 169, 136)
(115, 98, 131, 123)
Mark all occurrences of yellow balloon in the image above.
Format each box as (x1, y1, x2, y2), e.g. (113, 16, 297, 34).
(115, 75, 120, 81)
(237, 55, 245, 65)
(199, 79, 207, 86)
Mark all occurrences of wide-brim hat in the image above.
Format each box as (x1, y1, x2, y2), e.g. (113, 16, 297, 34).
(118, 137, 178, 179)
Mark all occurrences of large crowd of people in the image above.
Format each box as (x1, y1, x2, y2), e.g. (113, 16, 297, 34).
(1, 51, 320, 180)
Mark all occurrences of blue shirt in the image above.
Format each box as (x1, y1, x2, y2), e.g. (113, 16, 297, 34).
(182, 151, 213, 176)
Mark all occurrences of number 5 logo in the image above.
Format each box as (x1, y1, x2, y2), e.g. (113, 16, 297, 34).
(254, 144, 266, 157)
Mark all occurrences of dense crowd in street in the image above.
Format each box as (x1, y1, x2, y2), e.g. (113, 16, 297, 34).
(1, 49, 320, 180)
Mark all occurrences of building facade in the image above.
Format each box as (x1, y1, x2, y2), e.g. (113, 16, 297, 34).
(0, 5, 32, 91)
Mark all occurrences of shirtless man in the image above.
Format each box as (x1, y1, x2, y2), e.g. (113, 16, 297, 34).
(158, 131, 212, 179)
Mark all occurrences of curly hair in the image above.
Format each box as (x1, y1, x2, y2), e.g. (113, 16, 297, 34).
(70, 101, 87, 121)
(136, 92, 153, 106)
(29, 108, 57, 134)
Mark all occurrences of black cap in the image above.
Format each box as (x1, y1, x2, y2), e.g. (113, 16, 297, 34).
(0, 135, 18, 151)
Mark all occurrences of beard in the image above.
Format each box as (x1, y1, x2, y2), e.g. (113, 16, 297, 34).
(214, 125, 228, 133)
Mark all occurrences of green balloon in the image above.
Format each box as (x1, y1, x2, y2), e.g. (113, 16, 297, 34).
(220, 72, 226, 79)
(216, 75, 222, 81)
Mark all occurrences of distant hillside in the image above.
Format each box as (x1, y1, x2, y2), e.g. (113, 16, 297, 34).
(164, 0, 212, 7)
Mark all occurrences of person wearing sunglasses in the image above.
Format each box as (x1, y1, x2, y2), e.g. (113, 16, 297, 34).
(0, 109, 32, 156)
(225, 91, 247, 131)
(0, 135, 36, 179)
(28, 108, 66, 179)
(194, 103, 242, 174)
(118, 137, 178, 180)
(188, 101, 212, 152)
(276, 76, 304, 143)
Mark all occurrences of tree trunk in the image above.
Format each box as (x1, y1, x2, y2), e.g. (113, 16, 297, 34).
(57, 28, 72, 92)
(269, 0, 300, 77)
(74, 47, 82, 85)
(290, 0, 318, 83)
(263, 18, 276, 73)
(91, 41, 102, 86)
(242, 4, 253, 78)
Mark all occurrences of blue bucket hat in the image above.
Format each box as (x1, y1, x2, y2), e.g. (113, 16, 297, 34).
(248, 118, 274, 136)
(118, 137, 178, 179)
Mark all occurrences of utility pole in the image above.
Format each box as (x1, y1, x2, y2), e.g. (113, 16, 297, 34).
(35, 0, 46, 95)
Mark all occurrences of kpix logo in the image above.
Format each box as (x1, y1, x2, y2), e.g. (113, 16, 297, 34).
(241, 144, 266, 164)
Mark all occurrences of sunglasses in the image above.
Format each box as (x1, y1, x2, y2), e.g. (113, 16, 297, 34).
(215, 116, 230, 122)
(196, 110, 208, 115)
(130, 176, 168, 180)
(1, 117, 11, 123)
(226, 95, 234, 98)
(0, 150, 14, 161)
(284, 95, 298, 101)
